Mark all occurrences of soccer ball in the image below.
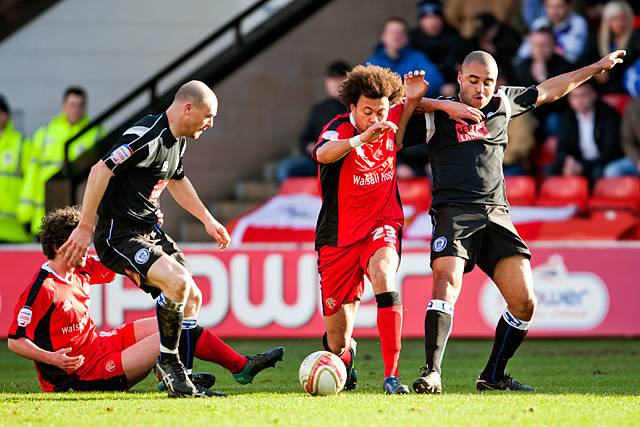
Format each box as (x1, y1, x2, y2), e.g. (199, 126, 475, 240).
(298, 351, 347, 396)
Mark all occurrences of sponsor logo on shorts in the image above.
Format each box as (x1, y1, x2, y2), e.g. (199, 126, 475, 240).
(432, 236, 447, 252)
(325, 297, 336, 310)
(321, 130, 339, 141)
(105, 359, 116, 373)
(17, 307, 32, 327)
(109, 145, 133, 165)
(134, 248, 150, 265)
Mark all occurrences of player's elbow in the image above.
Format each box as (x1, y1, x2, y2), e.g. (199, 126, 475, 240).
(314, 147, 333, 164)
(91, 160, 114, 179)
(7, 339, 18, 354)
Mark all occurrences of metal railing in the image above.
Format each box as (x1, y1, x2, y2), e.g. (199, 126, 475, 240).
(59, 0, 332, 204)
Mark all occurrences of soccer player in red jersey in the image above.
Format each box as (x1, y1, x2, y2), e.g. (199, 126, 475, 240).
(7, 206, 281, 394)
(312, 65, 484, 394)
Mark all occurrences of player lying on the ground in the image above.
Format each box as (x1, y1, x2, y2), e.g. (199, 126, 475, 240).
(406, 49, 626, 394)
(7, 206, 283, 395)
(312, 65, 486, 394)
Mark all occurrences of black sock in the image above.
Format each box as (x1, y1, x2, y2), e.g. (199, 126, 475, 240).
(156, 293, 185, 363)
(424, 300, 454, 374)
(179, 322, 203, 373)
(481, 312, 529, 382)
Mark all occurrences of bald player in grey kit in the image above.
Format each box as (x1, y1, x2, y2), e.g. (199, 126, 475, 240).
(408, 49, 626, 393)
(60, 81, 283, 397)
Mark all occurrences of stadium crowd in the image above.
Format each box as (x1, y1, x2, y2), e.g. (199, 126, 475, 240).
(278, 0, 640, 189)
(4, 0, 640, 244)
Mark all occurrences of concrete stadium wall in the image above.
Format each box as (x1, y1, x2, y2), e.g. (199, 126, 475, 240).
(0, 0, 262, 136)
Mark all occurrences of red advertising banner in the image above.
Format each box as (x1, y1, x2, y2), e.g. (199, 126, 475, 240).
(1, 243, 638, 338)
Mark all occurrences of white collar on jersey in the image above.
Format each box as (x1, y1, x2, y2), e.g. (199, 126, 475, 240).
(349, 112, 363, 133)
(42, 262, 74, 286)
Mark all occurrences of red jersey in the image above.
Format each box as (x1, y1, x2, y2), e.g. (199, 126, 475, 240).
(7, 257, 117, 391)
(312, 103, 404, 249)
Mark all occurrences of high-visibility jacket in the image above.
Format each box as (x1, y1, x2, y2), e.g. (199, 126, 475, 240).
(18, 113, 105, 234)
(0, 119, 32, 242)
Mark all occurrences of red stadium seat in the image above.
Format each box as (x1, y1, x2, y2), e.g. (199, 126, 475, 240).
(589, 177, 640, 213)
(601, 94, 631, 116)
(397, 178, 431, 212)
(536, 176, 589, 209)
(505, 176, 536, 206)
(278, 177, 319, 196)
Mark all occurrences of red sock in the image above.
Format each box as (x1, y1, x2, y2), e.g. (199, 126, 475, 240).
(194, 329, 247, 373)
(377, 305, 403, 378)
(338, 342, 352, 369)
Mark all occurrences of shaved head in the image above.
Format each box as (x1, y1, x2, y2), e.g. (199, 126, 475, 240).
(175, 80, 217, 109)
(457, 51, 499, 109)
(167, 80, 218, 139)
(461, 51, 498, 74)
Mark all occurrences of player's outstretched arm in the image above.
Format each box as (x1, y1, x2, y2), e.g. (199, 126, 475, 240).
(8, 338, 85, 371)
(396, 70, 429, 149)
(167, 177, 230, 250)
(535, 50, 626, 107)
(60, 160, 114, 266)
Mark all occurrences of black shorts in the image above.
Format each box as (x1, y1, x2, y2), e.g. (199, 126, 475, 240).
(429, 204, 531, 277)
(94, 218, 190, 298)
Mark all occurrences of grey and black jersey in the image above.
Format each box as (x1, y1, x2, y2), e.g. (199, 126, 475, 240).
(99, 113, 186, 224)
(418, 86, 538, 207)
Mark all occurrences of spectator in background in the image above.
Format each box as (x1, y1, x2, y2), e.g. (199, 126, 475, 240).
(514, 27, 571, 137)
(603, 98, 640, 176)
(518, 0, 589, 64)
(409, 0, 466, 97)
(522, 0, 546, 29)
(275, 61, 349, 183)
(467, 13, 522, 83)
(18, 87, 106, 235)
(580, 1, 639, 94)
(550, 82, 623, 182)
(366, 17, 444, 97)
(0, 95, 32, 242)
(443, 0, 523, 38)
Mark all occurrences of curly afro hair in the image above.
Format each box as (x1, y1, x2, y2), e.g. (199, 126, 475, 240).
(338, 64, 404, 108)
(39, 206, 81, 260)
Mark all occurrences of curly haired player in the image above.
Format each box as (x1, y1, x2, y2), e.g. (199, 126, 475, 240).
(313, 64, 483, 394)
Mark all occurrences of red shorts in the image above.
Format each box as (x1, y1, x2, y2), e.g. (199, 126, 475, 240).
(73, 322, 137, 387)
(317, 222, 401, 316)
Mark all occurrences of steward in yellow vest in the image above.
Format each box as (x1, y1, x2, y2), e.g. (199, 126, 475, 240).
(0, 96, 32, 242)
(18, 87, 106, 234)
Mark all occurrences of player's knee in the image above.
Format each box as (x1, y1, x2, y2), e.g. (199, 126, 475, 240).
(514, 296, 537, 321)
(431, 272, 460, 302)
(368, 266, 395, 292)
(165, 269, 191, 301)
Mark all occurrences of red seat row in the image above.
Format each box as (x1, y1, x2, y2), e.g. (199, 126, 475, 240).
(506, 176, 640, 213)
(279, 176, 640, 214)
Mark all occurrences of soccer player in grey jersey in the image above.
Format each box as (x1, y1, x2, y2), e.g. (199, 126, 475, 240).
(60, 81, 283, 397)
(410, 49, 626, 393)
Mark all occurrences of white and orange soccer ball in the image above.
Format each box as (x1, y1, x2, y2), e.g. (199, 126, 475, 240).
(298, 351, 347, 396)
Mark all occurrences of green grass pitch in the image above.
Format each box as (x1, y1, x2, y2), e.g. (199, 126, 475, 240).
(1, 338, 639, 426)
